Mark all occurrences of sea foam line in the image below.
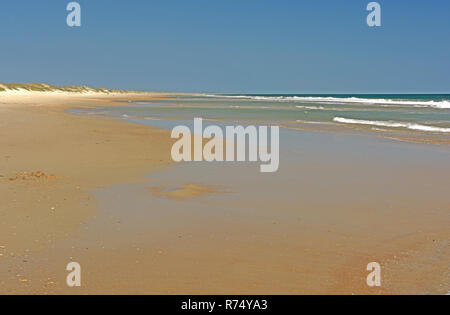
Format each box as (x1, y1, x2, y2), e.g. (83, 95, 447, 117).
(333, 117, 450, 133)
(200, 94, 450, 109)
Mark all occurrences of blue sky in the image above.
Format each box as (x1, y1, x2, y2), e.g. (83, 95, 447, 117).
(0, 0, 449, 93)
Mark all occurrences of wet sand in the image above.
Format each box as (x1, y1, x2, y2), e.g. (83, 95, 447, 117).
(0, 92, 173, 292)
(0, 93, 449, 294)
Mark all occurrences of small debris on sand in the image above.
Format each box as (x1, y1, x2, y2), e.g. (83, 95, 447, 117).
(7, 171, 57, 182)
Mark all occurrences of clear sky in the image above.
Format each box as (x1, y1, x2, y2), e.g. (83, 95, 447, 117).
(1, 0, 449, 93)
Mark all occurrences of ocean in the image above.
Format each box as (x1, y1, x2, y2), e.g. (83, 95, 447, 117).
(69, 94, 450, 144)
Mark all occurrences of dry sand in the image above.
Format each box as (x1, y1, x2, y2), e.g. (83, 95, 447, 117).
(0, 91, 448, 295)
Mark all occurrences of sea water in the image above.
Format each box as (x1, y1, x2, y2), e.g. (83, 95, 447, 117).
(70, 94, 450, 136)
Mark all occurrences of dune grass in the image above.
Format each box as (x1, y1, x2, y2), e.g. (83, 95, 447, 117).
(0, 83, 131, 94)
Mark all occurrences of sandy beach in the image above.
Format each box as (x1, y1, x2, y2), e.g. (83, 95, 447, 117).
(0, 91, 449, 295)
(0, 91, 173, 292)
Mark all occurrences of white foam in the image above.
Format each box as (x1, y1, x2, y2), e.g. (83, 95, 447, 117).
(295, 105, 325, 110)
(200, 94, 450, 109)
(333, 117, 450, 133)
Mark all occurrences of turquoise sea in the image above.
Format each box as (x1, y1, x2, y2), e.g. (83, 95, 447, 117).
(70, 94, 450, 139)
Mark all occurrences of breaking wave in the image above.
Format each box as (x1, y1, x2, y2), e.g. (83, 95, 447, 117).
(201, 94, 450, 109)
(333, 117, 450, 133)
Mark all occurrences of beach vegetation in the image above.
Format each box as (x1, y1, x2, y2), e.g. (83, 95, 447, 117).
(0, 82, 133, 94)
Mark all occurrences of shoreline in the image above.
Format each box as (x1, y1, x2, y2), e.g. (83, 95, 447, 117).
(1, 92, 449, 294)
